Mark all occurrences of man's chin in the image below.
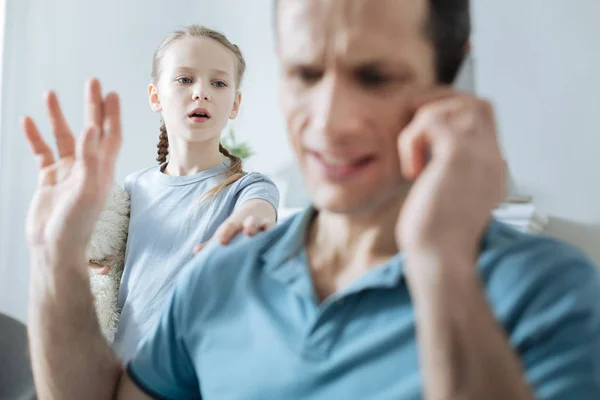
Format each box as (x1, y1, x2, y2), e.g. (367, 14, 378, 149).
(310, 184, 409, 216)
(311, 193, 380, 216)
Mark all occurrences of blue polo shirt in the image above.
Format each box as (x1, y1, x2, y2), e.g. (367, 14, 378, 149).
(128, 208, 600, 399)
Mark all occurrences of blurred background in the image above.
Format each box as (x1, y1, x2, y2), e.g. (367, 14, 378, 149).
(1, 0, 599, 323)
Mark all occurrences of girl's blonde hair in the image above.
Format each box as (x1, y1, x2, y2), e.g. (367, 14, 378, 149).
(152, 24, 247, 200)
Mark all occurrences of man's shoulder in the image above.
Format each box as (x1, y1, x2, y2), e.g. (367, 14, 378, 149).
(178, 215, 300, 293)
(481, 220, 599, 307)
(483, 220, 594, 268)
(483, 222, 600, 381)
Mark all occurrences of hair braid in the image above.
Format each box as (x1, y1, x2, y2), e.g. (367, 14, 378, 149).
(156, 120, 169, 164)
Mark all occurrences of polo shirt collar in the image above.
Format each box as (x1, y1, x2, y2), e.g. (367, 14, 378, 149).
(261, 206, 405, 289)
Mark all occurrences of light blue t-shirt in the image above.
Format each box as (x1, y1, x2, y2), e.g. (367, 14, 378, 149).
(128, 207, 600, 399)
(112, 162, 279, 362)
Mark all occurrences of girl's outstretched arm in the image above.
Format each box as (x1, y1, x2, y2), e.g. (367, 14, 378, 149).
(193, 199, 277, 253)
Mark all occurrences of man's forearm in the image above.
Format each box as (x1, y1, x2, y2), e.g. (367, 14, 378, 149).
(28, 249, 123, 399)
(405, 252, 534, 400)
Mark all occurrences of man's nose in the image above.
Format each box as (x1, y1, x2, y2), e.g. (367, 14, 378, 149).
(309, 75, 365, 145)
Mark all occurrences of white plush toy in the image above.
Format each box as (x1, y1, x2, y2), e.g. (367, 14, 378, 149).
(86, 184, 130, 342)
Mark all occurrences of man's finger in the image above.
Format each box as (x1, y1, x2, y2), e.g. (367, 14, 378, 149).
(409, 86, 458, 111)
(45, 91, 76, 158)
(398, 122, 430, 180)
(400, 93, 485, 180)
(85, 78, 104, 132)
(401, 88, 465, 178)
(22, 116, 55, 169)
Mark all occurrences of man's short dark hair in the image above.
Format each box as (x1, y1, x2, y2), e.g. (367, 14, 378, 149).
(274, 0, 471, 84)
(426, 0, 471, 84)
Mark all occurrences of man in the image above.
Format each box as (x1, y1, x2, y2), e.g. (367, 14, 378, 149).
(24, 0, 600, 399)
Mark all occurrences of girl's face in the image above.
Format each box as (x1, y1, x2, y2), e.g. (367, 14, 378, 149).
(149, 36, 242, 143)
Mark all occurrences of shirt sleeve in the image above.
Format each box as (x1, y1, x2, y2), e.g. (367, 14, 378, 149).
(234, 173, 280, 213)
(493, 240, 600, 399)
(124, 172, 135, 195)
(126, 249, 215, 400)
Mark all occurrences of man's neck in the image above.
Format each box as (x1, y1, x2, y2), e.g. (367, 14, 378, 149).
(306, 195, 405, 301)
(164, 135, 224, 176)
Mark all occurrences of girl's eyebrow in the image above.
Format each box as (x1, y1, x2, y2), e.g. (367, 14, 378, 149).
(173, 66, 232, 79)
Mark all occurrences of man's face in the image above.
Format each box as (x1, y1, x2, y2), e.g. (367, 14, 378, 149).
(278, 0, 437, 215)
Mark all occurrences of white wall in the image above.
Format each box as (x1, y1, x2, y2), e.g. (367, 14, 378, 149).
(0, 0, 292, 322)
(472, 0, 600, 262)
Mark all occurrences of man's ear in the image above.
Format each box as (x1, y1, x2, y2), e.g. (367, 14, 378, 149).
(229, 91, 243, 119)
(148, 83, 162, 113)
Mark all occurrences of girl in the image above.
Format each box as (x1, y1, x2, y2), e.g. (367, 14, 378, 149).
(80, 24, 279, 362)
(114, 25, 279, 362)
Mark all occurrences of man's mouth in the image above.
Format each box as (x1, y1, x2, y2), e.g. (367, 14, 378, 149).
(308, 151, 376, 181)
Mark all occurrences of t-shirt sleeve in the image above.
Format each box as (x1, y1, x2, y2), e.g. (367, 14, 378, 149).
(493, 240, 600, 399)
(234, 173, 280, 212)
(126, 249, 214, 400)
(124, 172, 135, 195)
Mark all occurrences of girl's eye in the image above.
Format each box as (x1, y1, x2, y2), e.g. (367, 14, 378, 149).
(177, 77, 193, 84)
(212, 81, 227, 88)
